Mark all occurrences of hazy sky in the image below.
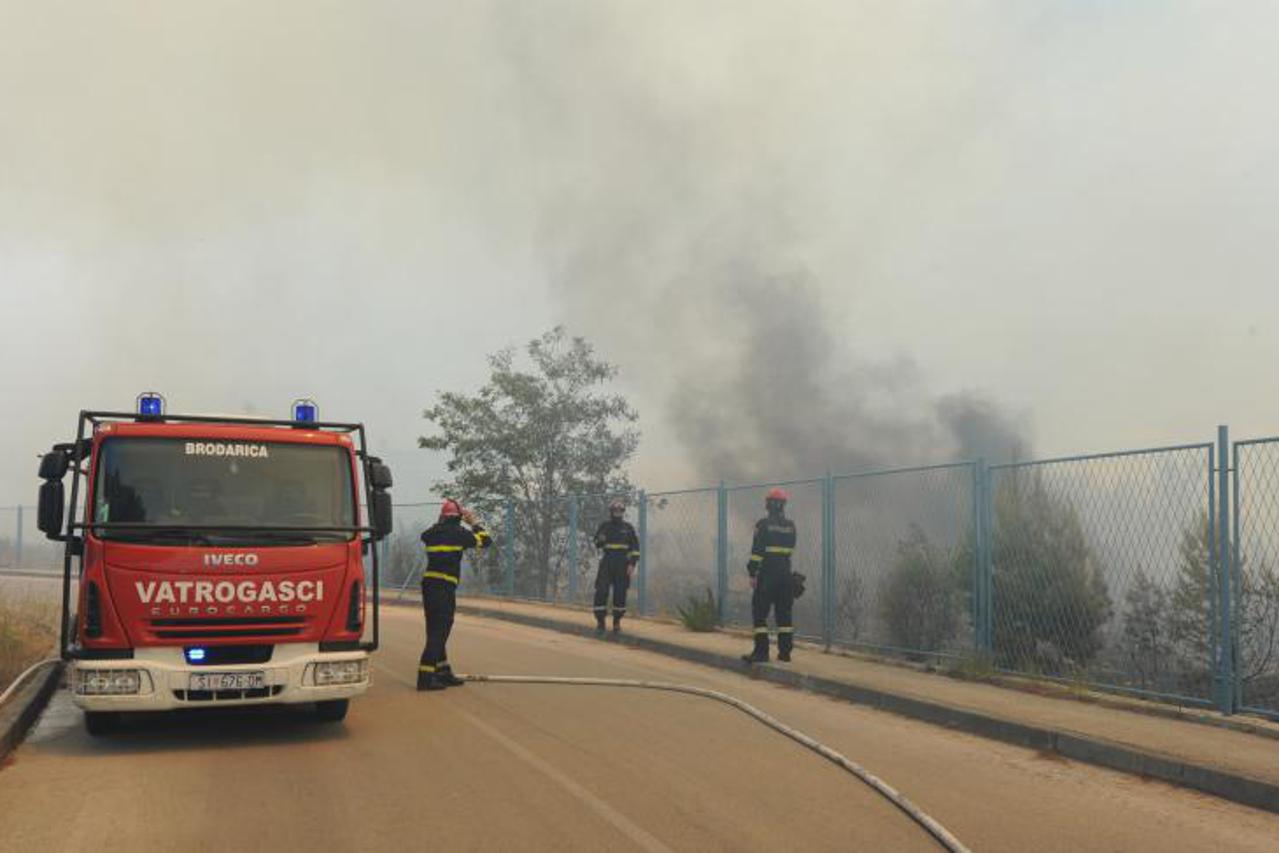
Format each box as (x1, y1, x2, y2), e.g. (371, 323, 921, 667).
(4, 1, 1279, 506)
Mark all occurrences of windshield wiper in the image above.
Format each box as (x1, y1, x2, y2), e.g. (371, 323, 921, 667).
(103, 528, 214, 546)
(207, 530, 343, 546)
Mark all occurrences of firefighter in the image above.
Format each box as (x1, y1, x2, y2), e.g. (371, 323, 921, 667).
(418, 499, 492, 691)
(742, 487, 797, 664)
(592, 498, 640, 635)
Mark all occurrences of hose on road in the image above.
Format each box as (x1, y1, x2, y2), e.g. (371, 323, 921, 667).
(463, 674, 970, 853)
(0, 658, 61, 707)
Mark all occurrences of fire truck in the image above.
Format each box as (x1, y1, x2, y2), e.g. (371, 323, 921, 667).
(35, 394, 393, 735)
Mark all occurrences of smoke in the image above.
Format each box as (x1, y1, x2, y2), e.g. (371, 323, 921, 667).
(481, 3, 1039, 483)
(6, 2, 1279, 503)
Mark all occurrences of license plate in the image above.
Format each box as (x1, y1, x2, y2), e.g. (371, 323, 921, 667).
(189, 671, 266, 691)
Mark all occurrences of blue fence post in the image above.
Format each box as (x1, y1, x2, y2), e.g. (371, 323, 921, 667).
(1231, 441, 1243, 712)
(568, 495, 579, 603)
(975, 460, 994, 655)
(637, 490, 648, 616)
(503, 499, 516, 597)
(15, 505, 23, 568)
(821, 471, 835, 649)
(1216, 425, 1235, 715)
(971, 461, 983, 652)
(716, 481, 728, 622)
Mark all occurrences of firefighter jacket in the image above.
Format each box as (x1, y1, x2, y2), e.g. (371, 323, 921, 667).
(593, 518, 640, 567)
(421, 519, 492, 585)
(747, 515, 796, 577)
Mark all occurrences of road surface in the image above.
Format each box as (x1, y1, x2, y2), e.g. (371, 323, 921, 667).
(2, 602, 1278, 852)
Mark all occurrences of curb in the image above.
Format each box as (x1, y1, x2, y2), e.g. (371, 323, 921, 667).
(456, 602, 1279, 815)
(0, 661, 63, 766)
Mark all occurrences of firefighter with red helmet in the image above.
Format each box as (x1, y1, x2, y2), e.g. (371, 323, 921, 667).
(417, 499, 492, 691)
(743, 487, 798, 663)
(592, 498, 640, 634)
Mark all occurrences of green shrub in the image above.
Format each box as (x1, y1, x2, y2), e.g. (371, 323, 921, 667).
(677, 588, 719, 632)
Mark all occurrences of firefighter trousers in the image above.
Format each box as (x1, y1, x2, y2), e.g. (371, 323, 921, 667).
(593, 562, 630, 626)
(750, 569, 794, 657)
(420, 577, 457, 673)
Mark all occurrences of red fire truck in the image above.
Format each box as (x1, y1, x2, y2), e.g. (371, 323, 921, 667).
(35, 395, 393, 735)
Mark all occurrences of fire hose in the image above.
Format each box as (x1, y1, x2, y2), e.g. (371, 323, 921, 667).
(462, 674, 971, 853)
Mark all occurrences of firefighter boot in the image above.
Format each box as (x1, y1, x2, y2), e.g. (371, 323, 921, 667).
(778, 630, 794, 663)
(417, 668, 447, 691)
(437, 664, 465, 688)
(595, 611, 607, 635)
(612, 612, 623, 635)
(741, 631, 770, 664)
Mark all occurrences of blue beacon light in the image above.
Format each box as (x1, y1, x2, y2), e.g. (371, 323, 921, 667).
(185, 648, 207, 663)
(292, 399, 319, 423)
(136, 392, 166, 417)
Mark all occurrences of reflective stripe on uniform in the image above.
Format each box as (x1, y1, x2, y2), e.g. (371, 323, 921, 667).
(474, 530, 491, 542)
(753, 627, 770, 635)
(603, 544, 630, 550)
(765, 546, 794, 555)
(419, 665, 436, 673)
(777, 626, 795, 633)
(423, 571, 460, 584)
(593, 606, 608, 612)
(628, 551, 641, 559)
(426, 545, 465, 553)
(748, 555, 763, 563)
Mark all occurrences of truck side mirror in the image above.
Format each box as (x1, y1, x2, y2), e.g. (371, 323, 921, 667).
(371, 491, 393, 540)
(38, 479, 65, 538)
(368, 461, 393, 491)
(39, 448, 70, 480)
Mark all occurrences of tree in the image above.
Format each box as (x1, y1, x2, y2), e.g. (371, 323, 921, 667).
(1121, 569, 1173, 690)
(1168, 514, 1215, 690)
(990, 474, 1112, 672)
(879, 525, 959, 656)
(1170, 512, 1279, 705)
(419, 327, 639, 598)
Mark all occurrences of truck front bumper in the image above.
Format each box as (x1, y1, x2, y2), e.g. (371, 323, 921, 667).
(68, 643, 370, 712)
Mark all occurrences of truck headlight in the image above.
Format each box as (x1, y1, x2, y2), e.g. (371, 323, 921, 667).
(308, 660, 368, 686)
(74, 668, 153, 696)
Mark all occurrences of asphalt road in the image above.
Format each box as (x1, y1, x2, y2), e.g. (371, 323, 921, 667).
(2, 603, 1278, 852)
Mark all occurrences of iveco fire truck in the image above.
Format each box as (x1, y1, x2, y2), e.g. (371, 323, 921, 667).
(35, 395, 393, 735)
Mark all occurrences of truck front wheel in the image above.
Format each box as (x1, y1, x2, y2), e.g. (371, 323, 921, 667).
(84, 711, 119, 737)
(314, 699, 349, 722)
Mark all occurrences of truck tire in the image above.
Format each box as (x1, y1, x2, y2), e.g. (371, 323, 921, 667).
(314, 699, 349, 722)
(84, 711, 119, 737)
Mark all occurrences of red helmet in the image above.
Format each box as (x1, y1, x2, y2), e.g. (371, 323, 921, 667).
(440, 499, 463, 519)
(766, 487, 790, 503)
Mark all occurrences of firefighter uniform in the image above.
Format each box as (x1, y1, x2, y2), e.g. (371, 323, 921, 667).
(592, 517, 640, 632)
(418, 515, 492, 689)
(746, 513, 797, 662)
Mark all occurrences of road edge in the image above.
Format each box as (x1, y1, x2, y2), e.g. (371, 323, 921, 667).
(0, 660, 63, 766)
(454, 601, 1279, 815)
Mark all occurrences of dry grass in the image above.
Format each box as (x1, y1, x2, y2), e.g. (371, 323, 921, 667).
(0, 585, 59, 693)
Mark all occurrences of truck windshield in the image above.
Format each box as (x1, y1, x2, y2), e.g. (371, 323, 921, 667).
(92, 438, 356, 546)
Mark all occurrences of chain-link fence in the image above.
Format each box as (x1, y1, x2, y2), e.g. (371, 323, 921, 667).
(832, 463, 976, 660)
(988, 445, 1216, 706)
(1232, 439, 1279, 716)
(644, 488, 719, 619)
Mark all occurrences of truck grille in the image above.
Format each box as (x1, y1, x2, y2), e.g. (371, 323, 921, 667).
(173, 686, 285, 702)
(148, 616, 307, 640)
